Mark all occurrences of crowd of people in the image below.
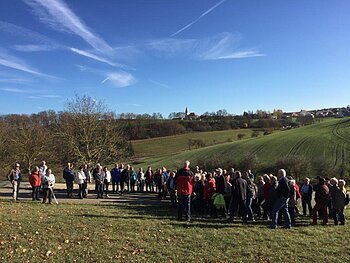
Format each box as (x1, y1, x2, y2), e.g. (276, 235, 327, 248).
(6, 160, 349, 228)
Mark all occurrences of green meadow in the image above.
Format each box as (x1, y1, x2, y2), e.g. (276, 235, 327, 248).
(0, 200, 349, 262)
(135, 118, 350, 173)
(131, 128, 258, 158)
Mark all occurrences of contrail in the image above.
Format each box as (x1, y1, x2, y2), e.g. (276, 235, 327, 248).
(171, 0, 226, 37)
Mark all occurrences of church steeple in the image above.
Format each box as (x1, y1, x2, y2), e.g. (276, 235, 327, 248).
(185, 107, 189, 115)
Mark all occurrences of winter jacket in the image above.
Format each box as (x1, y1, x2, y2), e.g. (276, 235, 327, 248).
(300, 183, 313, 201)
(276, 177, 290, 199)
(63, 167, 75, 183)
(103, 171, 111, 183)
(76, 171, 86, 185)
(314, 184, 329, 206)
(263, 181, 271, 200)
(175, 168, 194, 196)
(204, 178, 216, 200)
(42, 174, 55, 189)
(332, 187, 347, 210)
(29, 172, 41, 187)
(111, 168, 121, 182)
(233, 177, 248, 201)
(7, 169, 22, 182)
(215, 175, 226, 195)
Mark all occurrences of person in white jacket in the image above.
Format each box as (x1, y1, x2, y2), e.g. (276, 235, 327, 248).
(76, 166, 86, 199)
(42, 169, 55, 204)
(103, 167, 111, 198)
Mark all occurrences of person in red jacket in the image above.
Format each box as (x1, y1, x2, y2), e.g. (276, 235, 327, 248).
(175, 160, 194, 221)
(29, 166, 42, 201)
(203, 173, 216, 216)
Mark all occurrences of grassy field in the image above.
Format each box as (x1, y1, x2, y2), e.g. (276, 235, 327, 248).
(0, 199, 349, 262)
(135, 118, 350, 171)
(131, 129, 258, 158)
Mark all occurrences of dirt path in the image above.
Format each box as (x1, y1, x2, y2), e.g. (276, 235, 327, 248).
(0, 181, 164, 205)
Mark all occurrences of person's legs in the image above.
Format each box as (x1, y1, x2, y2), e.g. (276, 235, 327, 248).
(12, 181, 18, 201)
(288, 207, 296, 226)
(312, 203, 321, 224)
(307, 199, 313, 216)
(334, 209, 340, 225)
(42, 188, 48, 203)
(177, 195, 184, 220)
(302, 197, 307, 216)
(271, 198, 284, 228)
(105, 182, 109, 196)
(184, 195, 191, 220)
(120, 180, 125, 194)
(66, 182, 70, 197)
(35, 186, 40, 200)
(112, 180, 116, 194)
(321, 205, 328, 225)
(246, 196, 254, 221)
(339, 209, 345, 225)
(282, 200, 291, 228)
(241, 199, 248, 222)
(48, 188, 53, 204)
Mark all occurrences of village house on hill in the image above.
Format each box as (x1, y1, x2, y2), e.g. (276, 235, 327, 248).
(184, 107, 198, 120)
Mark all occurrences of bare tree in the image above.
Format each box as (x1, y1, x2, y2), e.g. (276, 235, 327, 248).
(7, 122, 51, 173)
(58, 95, 130, 166)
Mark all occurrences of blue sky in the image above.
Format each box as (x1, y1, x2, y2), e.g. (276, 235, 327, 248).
(0, 0, 349, 116)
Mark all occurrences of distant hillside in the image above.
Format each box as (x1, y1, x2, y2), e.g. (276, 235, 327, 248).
(131, 129, 258, 158)
(135, 118, 350, 180)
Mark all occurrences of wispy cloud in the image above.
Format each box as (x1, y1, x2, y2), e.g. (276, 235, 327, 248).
(23, 0, 113, 53)
(171, 0, 226, 37)
(13, 44, 57, 52)
(101, 71, 136, 88)
(196, 33, 265, 60)
(149, 79, 171, 89)
(70, 47, 132, 69)
(147, 32, 265, 61)
(0, 21, 61, 51)
(0, 76, 32, 84)
(0, 87, 33, 93)
(28, 94, 61, 99)
(211, 50, 265, 60)
(0, 51, 56, 78)
(146, 38, 196, 54)
(125, 103, 143, 107)
(76, 65, 136, 88)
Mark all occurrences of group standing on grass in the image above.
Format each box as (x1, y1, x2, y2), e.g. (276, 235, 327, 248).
(6, 160, 349, 227)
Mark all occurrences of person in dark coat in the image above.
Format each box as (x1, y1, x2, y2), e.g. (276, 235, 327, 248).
(120, 164, 131, 194)
(167, 171, 177, 206)
(215, 168, 226, 195)
(93, 164, 103, 199)
(270, 169, 291, 229)
(312, 176, 330, 225)
(63, 163, 75, 198)
(300, 177, 313, 216)
(229, 171, 248, 222)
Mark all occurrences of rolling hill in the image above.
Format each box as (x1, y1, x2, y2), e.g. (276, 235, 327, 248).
(134, 118, 350, 175)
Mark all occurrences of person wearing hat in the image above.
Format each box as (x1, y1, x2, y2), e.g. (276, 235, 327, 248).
(7, 163, 22, 201)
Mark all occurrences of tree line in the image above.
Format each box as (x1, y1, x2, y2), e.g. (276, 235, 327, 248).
(0, 95, 132, 177)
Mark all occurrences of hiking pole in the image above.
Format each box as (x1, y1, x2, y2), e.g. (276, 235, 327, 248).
(49, 186, 58, 204)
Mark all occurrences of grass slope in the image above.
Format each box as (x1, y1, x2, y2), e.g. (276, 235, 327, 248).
(0, 200, 349, 262)
(132, 129, 257, 158)
(136, 118, 350, 170)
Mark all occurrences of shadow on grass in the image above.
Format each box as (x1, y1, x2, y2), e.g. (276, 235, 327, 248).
(86, 199, 314, 229)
